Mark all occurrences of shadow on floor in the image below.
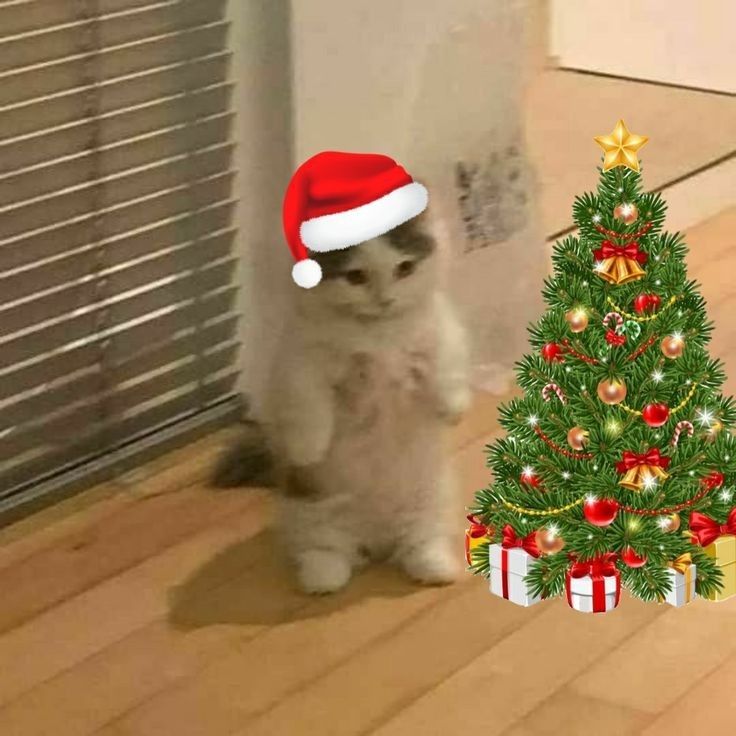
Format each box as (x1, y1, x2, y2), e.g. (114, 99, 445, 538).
(167, 527, 431, 630)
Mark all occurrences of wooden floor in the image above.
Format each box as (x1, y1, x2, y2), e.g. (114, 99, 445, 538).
(1, 80, 736, 735)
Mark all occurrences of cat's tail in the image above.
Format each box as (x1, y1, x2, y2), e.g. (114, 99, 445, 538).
(212, 420, 276, 488)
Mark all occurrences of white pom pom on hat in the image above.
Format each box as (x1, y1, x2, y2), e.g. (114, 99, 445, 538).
(291, 258, 322, 289)
(282, 151, 428, 288)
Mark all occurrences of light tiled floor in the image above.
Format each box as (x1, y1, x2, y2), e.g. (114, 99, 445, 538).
(0, 73, 735, 736)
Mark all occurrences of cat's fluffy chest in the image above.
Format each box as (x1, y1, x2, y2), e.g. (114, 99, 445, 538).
(333, 345, 436, 432)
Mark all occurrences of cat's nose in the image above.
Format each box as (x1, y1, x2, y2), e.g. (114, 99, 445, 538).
(379, 297, 396, 309)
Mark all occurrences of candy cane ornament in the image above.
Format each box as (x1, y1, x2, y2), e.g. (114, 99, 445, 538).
(542, 382, 567, 405)
(602, 312, 624, 334)
(671, 420, 694, 447)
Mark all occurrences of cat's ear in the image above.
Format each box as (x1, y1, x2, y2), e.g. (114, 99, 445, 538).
(387, 208, 436, 259)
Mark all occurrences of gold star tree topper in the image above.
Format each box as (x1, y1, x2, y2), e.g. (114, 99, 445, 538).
(594, 119, 648, 172)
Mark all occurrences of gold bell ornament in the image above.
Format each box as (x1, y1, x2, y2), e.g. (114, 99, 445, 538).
(616, 448, 671, 492)
(592, 238, 647, 285)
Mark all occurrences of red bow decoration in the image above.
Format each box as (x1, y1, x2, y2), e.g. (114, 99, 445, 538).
(605, 330, 626, 347)
(616, 448, 671, 474)
(501, 524, 540, 558)
(688, 508, 736, 547)
(466, 514, 488, 539)
(568, 552, 619, 579)
(593, 240, 648, 264)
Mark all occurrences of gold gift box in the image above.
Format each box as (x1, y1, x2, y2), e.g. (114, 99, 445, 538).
(701, 534, 736, 602)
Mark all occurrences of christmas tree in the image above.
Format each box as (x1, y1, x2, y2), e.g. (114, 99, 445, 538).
(466, 120, 736, 613)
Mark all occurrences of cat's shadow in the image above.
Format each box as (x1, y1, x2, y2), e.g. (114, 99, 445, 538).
(167, 527, 426, 630)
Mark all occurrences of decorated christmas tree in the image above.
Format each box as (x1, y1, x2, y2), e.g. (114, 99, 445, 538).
(466, 120, 736, 613)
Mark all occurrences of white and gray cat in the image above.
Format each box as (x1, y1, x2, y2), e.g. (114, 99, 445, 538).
(216, 212, 470, 593)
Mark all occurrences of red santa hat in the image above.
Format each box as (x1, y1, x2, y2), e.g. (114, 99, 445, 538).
(282, 151, 428, 288)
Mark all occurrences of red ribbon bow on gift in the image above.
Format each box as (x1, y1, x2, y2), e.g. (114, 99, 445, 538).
(466, 514, 488, 539)
(605, 330, 626, 347)
(568, 552, 619, 579)
(688, 508, 736, 547)
(501, 524, 540, 558)
(593, 240, 648, 264)
(615, 448, 671, 474)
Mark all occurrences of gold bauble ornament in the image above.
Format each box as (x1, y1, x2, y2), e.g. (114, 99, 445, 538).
(703, 419, 724, 443)
(661, 335, 685, 359)
(567, 426, 589, 451)
(593, 119, 649, 172)
(597, 377, 627, 405)
(535, 528, 566, 556)
(660, 513, 681, 533)
(565, 309, 589, 333)
(613, 202, 639, 224)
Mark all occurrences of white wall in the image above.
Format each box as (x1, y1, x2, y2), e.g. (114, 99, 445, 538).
(230, 0, 294, 413)
(290, 0, 549, 390)
(551, 0, 735, 93)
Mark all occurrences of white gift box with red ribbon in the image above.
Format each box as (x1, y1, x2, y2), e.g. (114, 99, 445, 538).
(488, 543, 542, 607)
(565, 554, 621, 614)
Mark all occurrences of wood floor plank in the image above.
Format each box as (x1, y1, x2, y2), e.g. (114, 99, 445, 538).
(502, 689, 652, 736)
(365, 597, 665, 736)
(234, 587, 550, 736)
(567, 598, 736, 714)
(0, 484, 254, 636)
(92, 572, 455, 736)
(640, 653, 736, 735)
(0, 429, 235, 572)
(0, 492, 269, 709)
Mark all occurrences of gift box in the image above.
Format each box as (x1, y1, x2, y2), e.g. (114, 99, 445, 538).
(689, 509, 736, 602)
(465, 515, 489, 566)
(487, 525, 542, 607)
(662, 554, 697, 607)
(702, 536, 736, 602)
(565, 553, 620, 614)
(488, 545, 541, 607)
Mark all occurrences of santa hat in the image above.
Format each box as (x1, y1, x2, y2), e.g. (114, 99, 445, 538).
(282, 151, 428, 288)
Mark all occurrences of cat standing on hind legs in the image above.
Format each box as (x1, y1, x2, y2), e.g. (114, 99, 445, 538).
(216, 151, 471, 594)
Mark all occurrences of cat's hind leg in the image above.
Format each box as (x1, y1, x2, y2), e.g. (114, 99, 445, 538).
(281, 485, 359, 594)
(392, 469, 461, 586)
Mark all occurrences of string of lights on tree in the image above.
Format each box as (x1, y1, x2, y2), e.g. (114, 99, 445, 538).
(466, 120, 736, 611)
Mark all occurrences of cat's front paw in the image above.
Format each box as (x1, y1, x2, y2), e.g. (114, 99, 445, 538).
(401, 541, 460, 586)
(296, 549, 352, 594)
(283, 430, 330, 467)
(437, 385, 472, 425)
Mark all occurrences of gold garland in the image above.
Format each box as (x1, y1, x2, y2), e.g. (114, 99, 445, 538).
(500, 496, 586, 516)
(671, 381, 700, 415)
(606, 294, 678, 322)
(619, 381, 699, 417)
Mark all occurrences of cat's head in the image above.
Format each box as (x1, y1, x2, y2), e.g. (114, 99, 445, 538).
(297, 212, 438, 323)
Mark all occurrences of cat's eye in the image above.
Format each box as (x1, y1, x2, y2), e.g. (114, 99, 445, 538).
(344, 269, 368, 285)
(395, 260, 416, 279)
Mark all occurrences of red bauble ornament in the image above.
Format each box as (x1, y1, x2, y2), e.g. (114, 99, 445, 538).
(520, 471, 541, 488)
(583, 497, 619, 526)
(642, 402, 670, 428)
(621, 546, 648, 568)
(633, 293, 661, 315)
(541, 342, 564, 363)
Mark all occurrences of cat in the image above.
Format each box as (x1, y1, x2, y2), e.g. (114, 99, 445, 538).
(215, 211, 471, 593)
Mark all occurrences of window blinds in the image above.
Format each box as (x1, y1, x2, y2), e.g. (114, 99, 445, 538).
(0, 0, 240, 514)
